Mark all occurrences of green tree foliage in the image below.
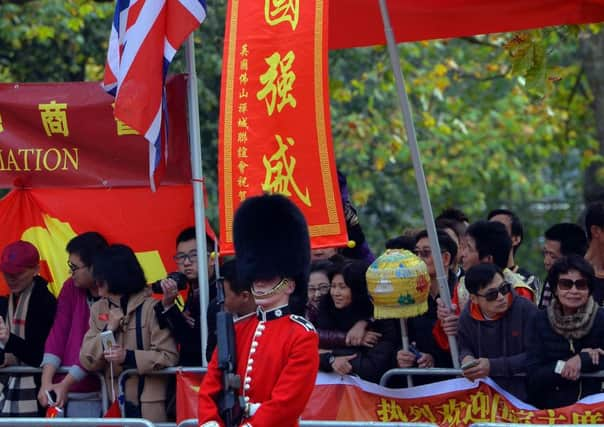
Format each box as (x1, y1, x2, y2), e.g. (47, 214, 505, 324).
(0, 1, 600, 276)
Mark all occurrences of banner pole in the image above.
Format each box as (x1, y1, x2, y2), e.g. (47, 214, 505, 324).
(185, 33, 210, 368)
(377, 0, 460, 368)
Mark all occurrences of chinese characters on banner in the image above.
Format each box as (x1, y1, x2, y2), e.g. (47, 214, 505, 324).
(218, 0, 347, 254)
(0, 75, 191, 188)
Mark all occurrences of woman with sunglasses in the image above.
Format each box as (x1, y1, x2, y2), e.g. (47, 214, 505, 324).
(527, 255, 604, 409)
(457, 263, 537, 402)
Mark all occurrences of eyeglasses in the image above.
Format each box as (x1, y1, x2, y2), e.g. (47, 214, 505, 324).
(414, 248, 432, 258)
(477, 282, 512, 302)
(558, 278, 589, 291)
(174, 251, 197, 265)
(308, 284, 330, 295)
(67, 261, 86, 273)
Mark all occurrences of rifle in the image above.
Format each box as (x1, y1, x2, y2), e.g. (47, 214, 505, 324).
(215, 275, 245, 426)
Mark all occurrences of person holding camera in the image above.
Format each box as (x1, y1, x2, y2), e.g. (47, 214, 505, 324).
(155, 227, 216, 366)
(38, 232, 108, 417)
(79, 244, 178, 422)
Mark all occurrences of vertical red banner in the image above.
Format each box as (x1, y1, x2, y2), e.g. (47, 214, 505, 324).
(218, 0, 347, 254)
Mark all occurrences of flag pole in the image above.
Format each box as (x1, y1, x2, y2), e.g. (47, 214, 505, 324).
(377, 0, 460, 368)
(185, 33, 210, 367)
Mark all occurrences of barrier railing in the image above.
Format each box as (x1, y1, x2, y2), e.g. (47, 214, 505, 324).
(0, 418, 154, 426)
(379, 367, 462, 386)
(0, 365, 109, 413)
(117, 367, 207, 418)
(470, 424, 604, 427)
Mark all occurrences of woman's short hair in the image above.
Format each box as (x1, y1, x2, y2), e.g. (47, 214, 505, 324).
(93, 244, 147, 296)
(546, 255, 595, 295)
(464, 263, 503, 295)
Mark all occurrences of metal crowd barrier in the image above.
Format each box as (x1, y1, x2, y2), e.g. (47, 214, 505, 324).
(0, 418, 154, 426)
(379, 367, 462, 386)
(117, 367, 207, 418)
(0, 365, 109, 412)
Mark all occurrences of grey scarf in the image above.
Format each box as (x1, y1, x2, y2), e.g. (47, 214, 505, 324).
(547, 296, 598, 340)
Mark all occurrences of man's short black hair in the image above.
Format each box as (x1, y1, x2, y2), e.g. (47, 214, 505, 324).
(546, 255, 595, 296)
(176, 226, 215, 250)
(466, 220, 512, 270)
(385, 235, 416, 251)
(464, 263, 503, 295)
(66, 232, 109, 266)
(93, 244, 147, 296)
(415, 229, 458, 264)
(436, 207, 469, 224)
(487, 208, 524, 247)
(221, 259, 249, 294)
(435, 218, 462, 243)
(544, 223, 588, 257)
(585, 201, 604, 241)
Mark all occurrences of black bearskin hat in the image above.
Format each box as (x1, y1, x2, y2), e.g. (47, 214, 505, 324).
(234, 193, 310, 315)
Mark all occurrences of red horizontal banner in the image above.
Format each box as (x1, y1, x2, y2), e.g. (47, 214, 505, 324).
(0, 186, 194, 296)
(0, 75, 191, 188)
(218, 0, 347, 254)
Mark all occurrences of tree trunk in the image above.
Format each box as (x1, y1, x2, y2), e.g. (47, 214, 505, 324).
(581, 31, 604, 203)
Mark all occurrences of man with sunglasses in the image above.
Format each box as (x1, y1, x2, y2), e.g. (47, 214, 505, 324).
(457, 263, 536, 402)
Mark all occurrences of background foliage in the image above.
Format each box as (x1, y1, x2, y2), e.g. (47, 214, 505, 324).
(1, 1, 602, 278)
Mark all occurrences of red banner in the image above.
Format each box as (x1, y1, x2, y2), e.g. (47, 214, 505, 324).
(0, 185, 194, 295)
(218, 0, 347, 254)
(0, 75, 191, 188)
(178, 372, 604, 425)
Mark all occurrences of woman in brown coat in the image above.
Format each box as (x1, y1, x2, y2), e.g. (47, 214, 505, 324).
(80, 244, 178, 421)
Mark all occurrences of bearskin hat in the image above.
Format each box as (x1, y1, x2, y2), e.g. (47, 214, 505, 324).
(233, 193, 310, 315)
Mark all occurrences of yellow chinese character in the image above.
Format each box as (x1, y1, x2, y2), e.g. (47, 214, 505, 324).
(571, 410, 604, 424)
(240, 59, 249, 71)
(256, 51, 296, 116)
(0, 113, 3, 133)
(408, 404, 437, 423)
(237, 131, 248, 144)
(265, 0, 299, 30)
(238, 190, 247, 201)
(240, 44, 249, 57)
(39, 100, 69, 136)
(238, 118, 248, 129)
(237, 176, 249, 188)
(376, 399, 407, 422)
(239, 73, 249, 85)
(238, 160, 249, 174)
(534, 409, 567, 424)
(239, 103, 248, 114)
(514, 409, 535, 423)
(237, 146, 248, 158)
(262, 134, 311, 207)
(112, 103, 138, 135)
(462, 391, 490, 423)
(490, 394, 517, 423)
(437, 398, 467, 426)
(239, 88, 249, 99)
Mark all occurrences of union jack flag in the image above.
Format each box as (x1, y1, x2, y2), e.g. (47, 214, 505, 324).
(103, 0, 206, 190)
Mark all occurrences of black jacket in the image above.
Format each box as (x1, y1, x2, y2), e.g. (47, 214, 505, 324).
(0, 276, 57, 367)
(527, 306, 604, 409)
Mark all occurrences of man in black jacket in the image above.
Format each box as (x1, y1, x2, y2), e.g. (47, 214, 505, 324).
(0, 240, 57, 416)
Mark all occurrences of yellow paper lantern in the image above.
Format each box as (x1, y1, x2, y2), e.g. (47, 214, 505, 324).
(366, 249, 430, 319)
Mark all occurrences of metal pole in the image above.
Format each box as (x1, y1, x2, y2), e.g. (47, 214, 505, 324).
(185, 33, 210, 367)
(377, 0, 460, 368)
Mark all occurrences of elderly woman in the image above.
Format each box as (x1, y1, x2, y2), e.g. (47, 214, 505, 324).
(527, 255, 604, 409)
(316, 260, 396, 383)
(80, 244, 178, 421)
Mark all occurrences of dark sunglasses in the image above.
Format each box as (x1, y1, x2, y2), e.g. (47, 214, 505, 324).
(414, 248, 432, 258)
(558, 278, 589, 291)
(477, 282, 512, 302)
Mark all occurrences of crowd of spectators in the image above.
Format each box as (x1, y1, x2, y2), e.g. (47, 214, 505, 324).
(1, 199, 604, 419)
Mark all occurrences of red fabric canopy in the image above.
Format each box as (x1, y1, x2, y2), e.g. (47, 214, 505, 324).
(329, 0, 604, 49)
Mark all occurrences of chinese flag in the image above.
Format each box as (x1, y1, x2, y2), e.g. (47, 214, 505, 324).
(0, 185, 195, 296)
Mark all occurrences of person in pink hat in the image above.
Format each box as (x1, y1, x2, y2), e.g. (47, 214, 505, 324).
(0, 240, 57, 416)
